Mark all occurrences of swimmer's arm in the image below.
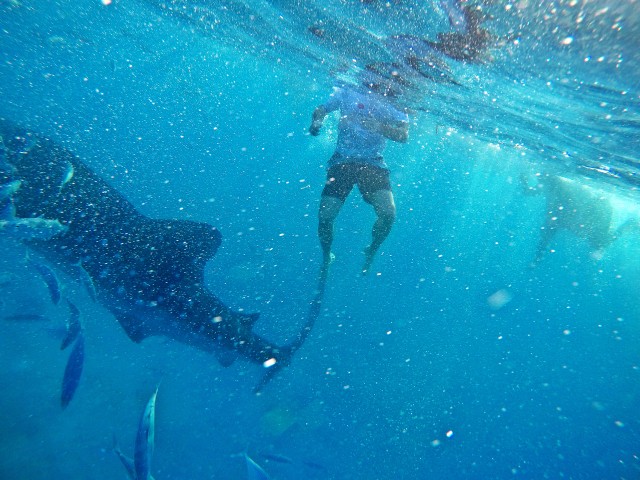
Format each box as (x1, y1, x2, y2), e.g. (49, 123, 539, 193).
(362, 117, 409, 143)
(381, 119, 409, 143)
(520, 174, 541, 196)
(309, 106, 328, 136)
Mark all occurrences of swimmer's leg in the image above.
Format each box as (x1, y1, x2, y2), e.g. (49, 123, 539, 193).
(532, 225, 557, 266)
(318, 195, 343, 276)
(362, 189, 396, 274)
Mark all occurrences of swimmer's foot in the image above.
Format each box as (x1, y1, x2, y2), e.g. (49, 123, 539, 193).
(589, 248, 605, 262)
(361, 246, 376, 275)
(320, 252, 335, 280)
(323, 251, 335, 267)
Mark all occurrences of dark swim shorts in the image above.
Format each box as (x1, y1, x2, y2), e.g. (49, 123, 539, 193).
(322, 160, 391, 203)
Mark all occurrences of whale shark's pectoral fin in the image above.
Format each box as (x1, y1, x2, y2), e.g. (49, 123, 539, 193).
(241, 312, 260, 329)
(154, 219, 222, 274)
(215, 349, 238, 367)
(70, 261, 97, 302)
(116, 314, 151, 343)
(214, 341, 239, 368)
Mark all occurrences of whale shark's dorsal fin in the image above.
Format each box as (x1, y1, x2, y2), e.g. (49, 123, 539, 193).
(241, 312, 260, 328)
(153, 219, 222, 274)
(214, 337, 239, 367)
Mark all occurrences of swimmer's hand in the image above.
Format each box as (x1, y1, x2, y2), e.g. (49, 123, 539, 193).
(360, 117, 408, 143)
(309, 120, 322, 136)
(309, 105, 327, 136)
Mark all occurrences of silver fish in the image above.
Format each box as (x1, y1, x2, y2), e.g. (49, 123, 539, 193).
(113, 434, 157, 480)
(60, 299, 82, 350)
(71, 260, 97, 302)
(246, 454, 270, 480)
(0, 217, 67, 240)
(28, 258, 61, 305)
(134, 386, 159, 480)
(61, 332, 85, 409)
(113, 434, 136, 480)
(58, 161, 74, 195)
(261, 453, 294, 464)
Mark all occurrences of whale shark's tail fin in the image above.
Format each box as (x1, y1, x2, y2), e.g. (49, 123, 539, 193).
(253, 275, 326, 393)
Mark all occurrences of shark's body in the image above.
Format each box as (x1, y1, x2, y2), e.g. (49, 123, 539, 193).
(0, 120, 290, 368)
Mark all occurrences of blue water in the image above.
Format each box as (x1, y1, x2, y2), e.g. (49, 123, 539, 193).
(1, 1, 640, 479)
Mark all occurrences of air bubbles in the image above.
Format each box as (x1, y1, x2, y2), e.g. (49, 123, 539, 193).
(487, 289, 513, 310)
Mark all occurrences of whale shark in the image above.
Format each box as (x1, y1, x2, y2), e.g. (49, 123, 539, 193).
(0, 119, 293, 377)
